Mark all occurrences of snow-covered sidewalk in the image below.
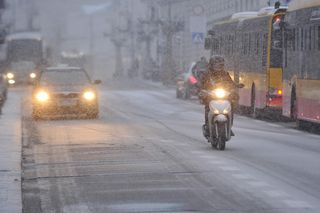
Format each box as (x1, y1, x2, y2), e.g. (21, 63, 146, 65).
(0, 90, 22, 213)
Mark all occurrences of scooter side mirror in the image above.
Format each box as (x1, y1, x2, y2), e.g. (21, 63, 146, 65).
(238, 83, 245, 88)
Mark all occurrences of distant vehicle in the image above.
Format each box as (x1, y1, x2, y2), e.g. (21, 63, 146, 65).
(60, 51, 87, 68)
(4, 32, 46, 85)
(176, 62, 206, 99)
(205, 8, 287, 117)
(32, 67, 101, 119)
(282, 1, 320, 127)
(0, 73, 7, 112)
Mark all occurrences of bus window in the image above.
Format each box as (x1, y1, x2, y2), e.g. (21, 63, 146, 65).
(318, 26, 320, 50)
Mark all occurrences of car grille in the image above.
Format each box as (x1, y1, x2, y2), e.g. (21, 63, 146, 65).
(54, 93, 79, 98)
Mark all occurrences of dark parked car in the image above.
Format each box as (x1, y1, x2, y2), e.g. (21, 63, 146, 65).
(176, 62, 207, 99)
(32, 66, 101, 119)
(0, 73, 8, 112)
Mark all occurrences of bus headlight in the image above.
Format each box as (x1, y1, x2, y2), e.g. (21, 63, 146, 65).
(8, 79, 15, 85)
(83, 91, 96, 101)
(30, 73, 37, 79)
(35, 91, 49, 102)
(7, 73, 14, 79)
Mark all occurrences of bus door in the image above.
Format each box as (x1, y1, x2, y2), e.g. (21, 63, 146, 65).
(267, 14, 285, 108)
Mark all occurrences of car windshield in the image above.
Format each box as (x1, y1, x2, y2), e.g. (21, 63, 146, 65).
(40, 69, 89, 85)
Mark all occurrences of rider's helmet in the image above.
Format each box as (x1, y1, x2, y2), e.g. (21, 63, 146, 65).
(208, 55, 225, 73)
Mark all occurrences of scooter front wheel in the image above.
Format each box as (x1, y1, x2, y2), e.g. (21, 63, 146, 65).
(216, 137, 226, 150)
(211, 138, 217, 148)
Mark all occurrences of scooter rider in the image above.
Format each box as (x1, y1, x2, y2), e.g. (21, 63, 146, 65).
(200, 55, 239, 137)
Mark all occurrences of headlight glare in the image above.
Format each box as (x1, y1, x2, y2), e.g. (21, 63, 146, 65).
(36, 91, 49, 102)
(7, 73, 14, 79)
(213, 88, 226, 98)
(30, 73, 36, 79)
(223, 109, 229, 114)
(8, 79, 15, 84)
(83, 91, 95, 101)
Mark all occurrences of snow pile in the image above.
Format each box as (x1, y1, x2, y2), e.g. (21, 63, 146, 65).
(288, 0, 320, 11)
(230, 12, 258, 21)
(6, 32, 42, 41)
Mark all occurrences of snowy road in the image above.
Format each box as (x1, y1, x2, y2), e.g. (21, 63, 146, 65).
(20, 81, 320, 213)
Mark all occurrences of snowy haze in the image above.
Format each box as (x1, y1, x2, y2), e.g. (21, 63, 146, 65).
(30, 0, 146, 80)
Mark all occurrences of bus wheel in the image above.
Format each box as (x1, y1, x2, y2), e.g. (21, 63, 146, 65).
(250, 85, 258, 118)
(296, 119, 311, 130)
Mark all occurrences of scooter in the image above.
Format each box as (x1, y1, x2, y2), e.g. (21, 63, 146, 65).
(202, 83, 244, 150)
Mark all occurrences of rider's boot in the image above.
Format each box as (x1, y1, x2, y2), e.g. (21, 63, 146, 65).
(231, 129, 235, 136)
(202, 124, 210, 138)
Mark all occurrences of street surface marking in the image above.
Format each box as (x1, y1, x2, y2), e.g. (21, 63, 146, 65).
(218, 166, 240, 172)
(108, 203, 183, 212)
(287, 129, 301, 134)
(190, 151, 205, 154)
(246, 181, 270, 187)
(309, 134, 320, 139)
(208, 161, 224, 165)
(160, 139, 175, 143)
(267, 123, 282, 128)
(231, 173, 254, 180)
(253, 120, 265, 123)
(263, 190, 288, 198)
(283, 200, 312, 208)
(175, 143, 189, 147)
(200, 155, 218, 160)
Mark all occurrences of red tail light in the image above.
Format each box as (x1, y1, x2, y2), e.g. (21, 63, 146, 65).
(188, 75, 198, 85)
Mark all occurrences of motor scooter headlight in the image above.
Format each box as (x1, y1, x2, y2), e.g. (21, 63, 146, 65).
(212, 88, 228, 99)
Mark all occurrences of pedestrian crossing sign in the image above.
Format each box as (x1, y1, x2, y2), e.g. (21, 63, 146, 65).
(192, 32, 204, 44)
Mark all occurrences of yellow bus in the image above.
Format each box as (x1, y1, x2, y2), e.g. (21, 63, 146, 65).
(282, 0, 320, 127)
(205, 8, 286, 117)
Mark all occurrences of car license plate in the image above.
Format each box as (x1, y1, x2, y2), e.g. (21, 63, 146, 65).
(58, 99, 77, 106)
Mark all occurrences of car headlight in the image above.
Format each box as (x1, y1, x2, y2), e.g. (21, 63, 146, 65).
(212, 88, 228, 99)
(30, 73, 37, 79)
(83, 91, 96, 101)
(7, 73, 14, 79)
(35, 91, 49, 102)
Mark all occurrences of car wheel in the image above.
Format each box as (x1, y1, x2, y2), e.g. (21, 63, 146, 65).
(183, 86, 190, 99)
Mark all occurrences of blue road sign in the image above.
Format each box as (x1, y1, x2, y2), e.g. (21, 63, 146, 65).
(192, 32, 204, 44)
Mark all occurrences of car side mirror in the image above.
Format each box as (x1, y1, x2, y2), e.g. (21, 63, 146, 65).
(238, 83, 245, 88)
(94, 80, 102, 84)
